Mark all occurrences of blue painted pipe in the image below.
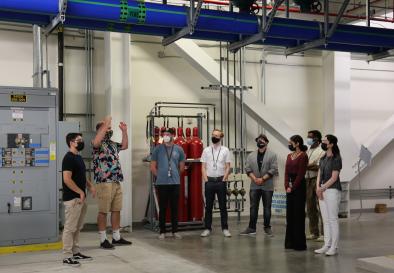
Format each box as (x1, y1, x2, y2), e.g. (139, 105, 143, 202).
(0, 0, 394, 52)
(0, 0, 57, 14)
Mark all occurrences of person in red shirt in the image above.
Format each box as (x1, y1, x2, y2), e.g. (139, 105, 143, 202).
(284, 135, 308, 251)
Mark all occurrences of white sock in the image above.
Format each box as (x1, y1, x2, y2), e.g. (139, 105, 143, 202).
(113, 229, 121, 241)
(99, 231, 107, 243)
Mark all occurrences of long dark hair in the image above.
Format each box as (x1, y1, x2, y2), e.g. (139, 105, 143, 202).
(326, 134, 340, 156)
(290, 135, 308, 152)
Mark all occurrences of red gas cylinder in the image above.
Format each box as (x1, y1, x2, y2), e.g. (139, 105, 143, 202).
(153, 126, 160, 146)
(160, 126, 166, 137)
(185, 128, 192, 158)
(189, 127, 204, 221)
(173, 127, 189, 223)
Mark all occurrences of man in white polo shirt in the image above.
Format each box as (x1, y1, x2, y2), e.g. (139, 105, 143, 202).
(200, 129, 232, 238)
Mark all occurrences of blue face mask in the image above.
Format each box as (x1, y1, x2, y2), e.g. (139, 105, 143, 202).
(306, 138, 314, 146)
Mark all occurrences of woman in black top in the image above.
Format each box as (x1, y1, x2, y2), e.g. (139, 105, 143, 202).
(314, 134, 342, 256)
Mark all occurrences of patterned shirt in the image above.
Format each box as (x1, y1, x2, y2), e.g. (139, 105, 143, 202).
(93, 139, 124, 183)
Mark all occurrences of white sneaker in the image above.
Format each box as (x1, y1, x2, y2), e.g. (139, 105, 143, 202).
(158, 233, 166, 240)
(173, 232, 182, 240)
(314, 246, 330, 254)
(200, 229, 211, 237)
(223, 229, 232, 237)
(325, 248, 338, 256)
(316, 236, 325, 242)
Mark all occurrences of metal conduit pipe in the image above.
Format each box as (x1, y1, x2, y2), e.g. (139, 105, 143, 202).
(58, 27, 64, 121)
(233, 52, 237, 171)
(226, 43, 230, 148)
(33, 25, 43, 88)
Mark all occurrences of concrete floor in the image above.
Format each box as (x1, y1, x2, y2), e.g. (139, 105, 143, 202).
(0, 212, 393, 273)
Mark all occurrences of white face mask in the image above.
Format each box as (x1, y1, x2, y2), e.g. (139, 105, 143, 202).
(163, 135, 171, 143)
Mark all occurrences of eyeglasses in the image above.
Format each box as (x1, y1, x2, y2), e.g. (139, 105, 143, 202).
(73, 139, 83, 143)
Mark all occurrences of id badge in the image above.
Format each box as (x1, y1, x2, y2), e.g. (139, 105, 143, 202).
(168, 169, 172, 177)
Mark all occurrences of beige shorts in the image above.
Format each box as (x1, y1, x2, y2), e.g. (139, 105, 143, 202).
(96, 182, 123, 213)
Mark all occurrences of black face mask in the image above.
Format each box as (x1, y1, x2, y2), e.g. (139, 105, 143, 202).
(76, 141, 85, 151)
(257, 142, 266, 149)
(321, 143, 328, 151)
(211, 137, 221, 144)
(288, 144, 296, 151)
(105, 130, 113, 140)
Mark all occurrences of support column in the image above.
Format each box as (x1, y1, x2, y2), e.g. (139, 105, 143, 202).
(104, 32, 132, 228)
(323, 52, 358, 181)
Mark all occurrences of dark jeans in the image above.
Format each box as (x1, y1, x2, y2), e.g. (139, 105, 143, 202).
(204, 177, 228, 230)
(156, 185, 180, 234)
(248, 189, 274, 230)
(285, 178, 307, 251)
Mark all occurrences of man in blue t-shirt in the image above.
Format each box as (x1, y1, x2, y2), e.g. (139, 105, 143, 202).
(150, 128, 185, 240)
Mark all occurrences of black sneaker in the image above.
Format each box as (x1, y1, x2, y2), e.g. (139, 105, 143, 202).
(112, 237, 132, 245)
(63, 257, 81, 267)
(73, 253, 93, 261)
(100, 239, 115, 249)
(239, 227, 256, 236)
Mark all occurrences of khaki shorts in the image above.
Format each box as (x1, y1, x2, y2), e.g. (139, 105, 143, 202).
(96, 182, 123, 213)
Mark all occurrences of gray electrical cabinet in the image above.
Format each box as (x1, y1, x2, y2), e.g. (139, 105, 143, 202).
(0, 86, 59, 246)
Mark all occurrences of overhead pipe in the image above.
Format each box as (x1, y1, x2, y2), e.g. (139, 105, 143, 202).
(58, 27, 64, 121)
(1, 1, 394, 53)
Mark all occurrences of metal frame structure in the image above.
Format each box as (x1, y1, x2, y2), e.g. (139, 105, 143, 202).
(162, 0, 204, 46)
(144, 103, 214, 231)
(228, 0, 285, 53)
(2, 0, 394, 59)
(285, 0, 350, 56)
(44, 0, 67, 36)
(368, 49, 394, 62)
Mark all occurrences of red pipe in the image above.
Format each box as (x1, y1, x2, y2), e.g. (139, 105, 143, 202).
(202, 0, 394, 23)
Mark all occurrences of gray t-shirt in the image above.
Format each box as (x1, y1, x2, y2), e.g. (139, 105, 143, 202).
(151, 144, 185, 185)
(319, 154, 342, 191)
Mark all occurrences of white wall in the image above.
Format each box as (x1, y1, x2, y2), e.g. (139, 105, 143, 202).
(349, 59, 394, 210)
(1, 26, 394, 222)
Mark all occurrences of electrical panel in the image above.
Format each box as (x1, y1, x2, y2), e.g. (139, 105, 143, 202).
(0, 86, 58, 246)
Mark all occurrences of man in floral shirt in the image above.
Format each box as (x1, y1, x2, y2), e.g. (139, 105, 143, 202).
(92, 116, 131, 249)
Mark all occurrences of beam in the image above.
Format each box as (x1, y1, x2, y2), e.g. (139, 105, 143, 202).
(285, 38, 325, 56)
(228, 0, 285, 52)
(286, 0, 350, 56)
(367, 49, 394, 61)
(162, 0, 203, 46)
(327, 0, 350, 38)
(44, 0, 67, 36)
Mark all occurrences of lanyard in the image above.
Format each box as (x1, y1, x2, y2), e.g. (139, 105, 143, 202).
(211, 146, 222, 169)
(164, 144, 174, 177)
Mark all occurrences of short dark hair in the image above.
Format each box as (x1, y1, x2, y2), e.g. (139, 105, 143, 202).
(96, 122, 104, 131)
(308, 130, 322, 142)
(163, 127, 175, 135)
(255, 134, 269, 143)
(66, 133, 82, 148)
